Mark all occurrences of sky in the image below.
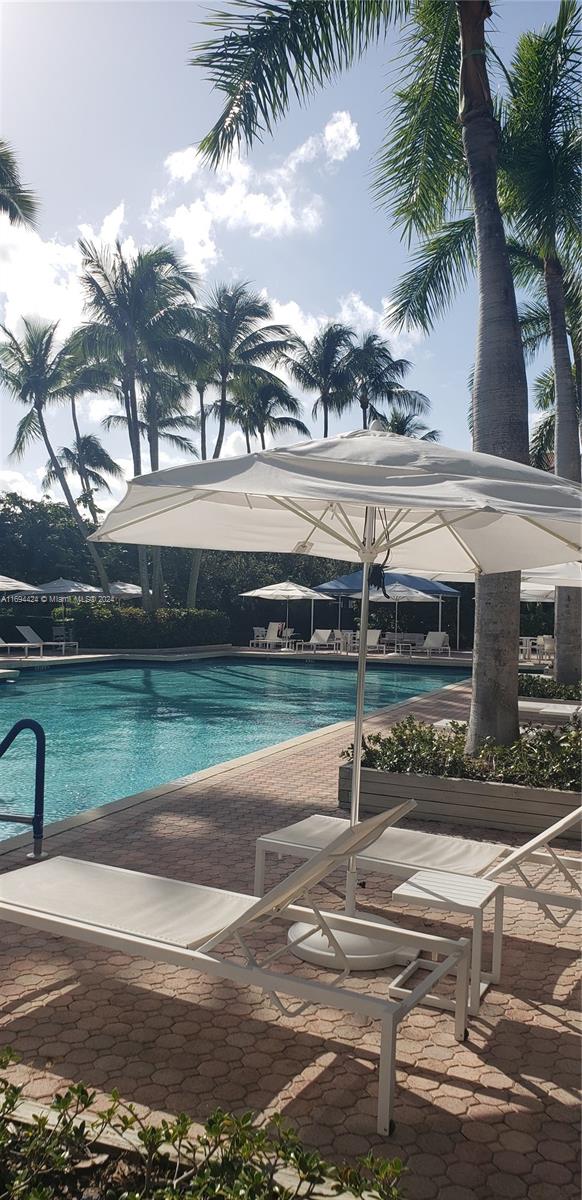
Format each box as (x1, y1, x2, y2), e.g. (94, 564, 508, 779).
(0, 0, 559, 510)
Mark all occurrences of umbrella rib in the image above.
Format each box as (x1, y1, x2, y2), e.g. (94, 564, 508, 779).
(388, 510, 446, 548)
(518, 515, 582, 555)
(332, 504, 362, 547)
(94, 489, 215, 538)
(432, 511, 482, 570)
(270, 497, 360, 555)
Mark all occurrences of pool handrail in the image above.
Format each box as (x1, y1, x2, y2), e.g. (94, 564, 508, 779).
(0, 718, 46, 858)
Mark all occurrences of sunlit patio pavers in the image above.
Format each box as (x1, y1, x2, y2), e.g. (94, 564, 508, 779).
(0, 679, 579, 1199)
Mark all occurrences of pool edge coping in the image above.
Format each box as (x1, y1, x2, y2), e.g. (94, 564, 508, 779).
(0, 675, 471, 858)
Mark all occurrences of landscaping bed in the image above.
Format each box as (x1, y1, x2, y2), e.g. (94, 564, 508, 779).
(339, 717, 581, 840)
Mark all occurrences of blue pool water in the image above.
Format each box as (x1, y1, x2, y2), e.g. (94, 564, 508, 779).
(0, 658, 468, 839)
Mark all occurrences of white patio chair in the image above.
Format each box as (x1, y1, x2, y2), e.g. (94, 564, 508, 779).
(296, 629, 337, 652)
(0, 802, 471, 1136)
(16, 626, 78, 656)
(254, 806, 582, 930)
(419, 631, 450, 656)
(249, 626, 266, 648)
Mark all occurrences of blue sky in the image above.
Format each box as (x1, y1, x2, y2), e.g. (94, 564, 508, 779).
(0, 0, 558, 507)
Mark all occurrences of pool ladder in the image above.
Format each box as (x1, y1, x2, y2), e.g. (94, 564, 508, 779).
(0, 719, 46, 859)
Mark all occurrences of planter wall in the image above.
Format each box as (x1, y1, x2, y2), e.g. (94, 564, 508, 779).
(338, 765, 580, 841)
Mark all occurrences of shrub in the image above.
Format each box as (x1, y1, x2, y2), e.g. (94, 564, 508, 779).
(72, 604, 230, 649)
(518, 673, 582, 702)
(342, 715, 582, 792)
(0, 1050, 403, 1198)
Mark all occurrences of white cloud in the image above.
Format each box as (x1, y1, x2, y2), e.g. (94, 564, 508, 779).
(322, 111, 360, 162)
(0, 468, 44, 500)
(78, 393, 119, 425)
(164, 147, 201, 184)
(163, 200, 219, 274)
(79, 202, 126, 247)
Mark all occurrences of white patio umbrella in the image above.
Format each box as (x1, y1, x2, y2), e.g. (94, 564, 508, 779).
(240, 580, 334, 634)
(92, 427, 582, 966)
(37, 578, 102, 596)
(109, 581, 142, 597)
(0, 575, 41, 594)
(520, 583, 557, 603)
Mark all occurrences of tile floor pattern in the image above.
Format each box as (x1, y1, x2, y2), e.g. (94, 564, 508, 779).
(0, 680, 580, 1199)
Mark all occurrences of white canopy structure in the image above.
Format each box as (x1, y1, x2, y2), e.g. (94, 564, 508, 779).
(240, 579, 334, 632)
(109, 581, 142, 597)
(92, 427, 582, 967)
(37, 578, 102, 596)
(0, 575, 41, 594)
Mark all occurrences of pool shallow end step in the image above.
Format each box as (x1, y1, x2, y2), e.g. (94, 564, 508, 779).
(0, 670, 19, 683)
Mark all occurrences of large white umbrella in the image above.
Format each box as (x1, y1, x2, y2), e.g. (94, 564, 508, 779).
(240, 580, 334, 633)
(92, 427, 582, 964)
(522, 561, 582, 588)
(109, 581, 142, 597)
(0, 575, 41, 594)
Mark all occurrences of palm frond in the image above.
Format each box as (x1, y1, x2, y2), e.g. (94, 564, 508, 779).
(0, 140, 37, 227)
(390, 216, 477, 331)
(10, 407, 42, 460)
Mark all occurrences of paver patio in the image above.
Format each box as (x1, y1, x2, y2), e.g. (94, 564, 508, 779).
(0, 679, 579, 1199)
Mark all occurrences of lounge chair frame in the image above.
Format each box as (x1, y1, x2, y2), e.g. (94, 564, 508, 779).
(0, 805, 470, 1136)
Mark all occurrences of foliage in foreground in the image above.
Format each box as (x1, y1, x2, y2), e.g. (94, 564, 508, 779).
(518, 673, 582, 703)
(342, 716, 582, 792)
(0, 1052, 403, 1199)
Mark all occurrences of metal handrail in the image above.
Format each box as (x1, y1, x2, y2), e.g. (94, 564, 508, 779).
(0, 719, 46, 858)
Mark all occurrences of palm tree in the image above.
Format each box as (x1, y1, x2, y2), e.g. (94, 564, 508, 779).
(75, 240, 198, 607)
(192, 1, 531, 749)
(374, 404, 441, 442)
(43, 433, 124, 523)
(201, 282, 292, 459)
(222, 374, 310, 451)
(529, 365, 580, 472)
(284, 324, 354, 438)
(345, 331, 429, 429)
(0, 141, 37, 226)
(390, 2, 581, 683)
(0, 318, 111, 590)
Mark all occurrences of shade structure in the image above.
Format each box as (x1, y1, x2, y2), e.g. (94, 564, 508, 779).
(520, 584, 556, 603)
(240, 579, 334, 632)
(522, 561, 582, 588)
(37, 578, 102, 596)
(92, 427, 582, 967)
(317, 569, 460, 644)
(109, 581, 142, 597)
(0, 575, 41, 593)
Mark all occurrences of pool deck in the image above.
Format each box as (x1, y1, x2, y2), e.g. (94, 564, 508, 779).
(0, 643, 474, 670)
(0, 679, 579, 1199)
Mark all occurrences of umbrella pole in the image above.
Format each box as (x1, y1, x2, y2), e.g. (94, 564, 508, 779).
(438, 598, 442, 632)
(345, 507, 375, 914)
(456, 595, 460, 650)
(310, 599, 314, 636)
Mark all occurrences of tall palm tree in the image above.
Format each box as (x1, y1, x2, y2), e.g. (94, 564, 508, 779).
(0, 141, 37, 226)
(390, 2, 581, 682)
(192, 1, 531, 749)
(201, 282, 292, 459)
(375, 404, 441, 442)
(529, 365, 580, 472)
(75, 240, 198, 607)
(0, 318, 111, 590)
(284, 323, 354, 438)
(221, 374, 310, 451)
(42, 433, 123, 523)
(346, 330, 428, 429)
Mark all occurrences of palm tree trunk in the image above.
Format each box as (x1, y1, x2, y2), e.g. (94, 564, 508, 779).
(197, 384, 207, 460)
(37, 406, 111, 594)
(457, 1, 530, 754)
(544, 256, 581, 684)
(260, 429, 266, 450)
(148, 421, 165, 611)
(213, 375, 228, 458)
(323, 399, 329, 438)
(244, 429, 251, 453)
(70, 397, 100, 524)
(125, 373, 152, 611)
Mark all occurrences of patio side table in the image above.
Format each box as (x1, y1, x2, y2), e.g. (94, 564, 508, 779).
(391, 869, 503, 1015)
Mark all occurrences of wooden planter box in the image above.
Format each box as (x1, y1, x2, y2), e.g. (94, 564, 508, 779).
(338, 765, 580, 841)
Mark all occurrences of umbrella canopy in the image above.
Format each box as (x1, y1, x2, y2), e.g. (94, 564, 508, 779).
(522, 561, 582, 588)
(0, 575, 41, 593)
(520, 584, 556, 603)
(241, 581, 333, 602)
(92, 428, 582, 573)
(37, 578, 102, 596)
(317, 569, 458, 599)
(109, 581, 142, 597)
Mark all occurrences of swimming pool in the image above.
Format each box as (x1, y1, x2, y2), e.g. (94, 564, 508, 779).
(0, 658, 468, 839)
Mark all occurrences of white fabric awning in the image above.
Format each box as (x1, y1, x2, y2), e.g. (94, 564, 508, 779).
(241, 580, 334, 601)
(91, 429, 582, 574)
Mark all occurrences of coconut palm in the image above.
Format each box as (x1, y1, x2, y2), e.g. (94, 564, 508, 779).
(42, 434, 124, 522)
(201, 282, 292, 459)
(284, 324, 354, 438)
(529, 365, 580, 472)
(345, 331, 428, 430)
(374, 404, 441, 442)
(192, 1, 531, 748)
(0, 318, 111, 589)
(75, 240, 198, 606)
(221, 374, 310, 451)
(0, 140, 37, 226)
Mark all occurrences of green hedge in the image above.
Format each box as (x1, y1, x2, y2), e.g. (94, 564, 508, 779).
(343, 716, 581, 792)
(73, 605, 230, 649)
(518, 673, 582, 702)
(0, 1049, 403, 1198)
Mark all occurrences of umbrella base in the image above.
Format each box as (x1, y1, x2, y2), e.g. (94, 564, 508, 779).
(288, 916, 420, 971)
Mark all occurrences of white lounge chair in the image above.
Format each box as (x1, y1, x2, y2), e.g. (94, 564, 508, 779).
(296, 629, 337, 652)
(419, 631, 450, 656)
(254, 807, 582, 930)
(250, 621, 284, 649)
(249, 626, 266, 647)
(0, 803, 471, 1136)
(0, 637, 39, 658)
(354, 629, 387, 655)
(16, 626, 78, 656)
